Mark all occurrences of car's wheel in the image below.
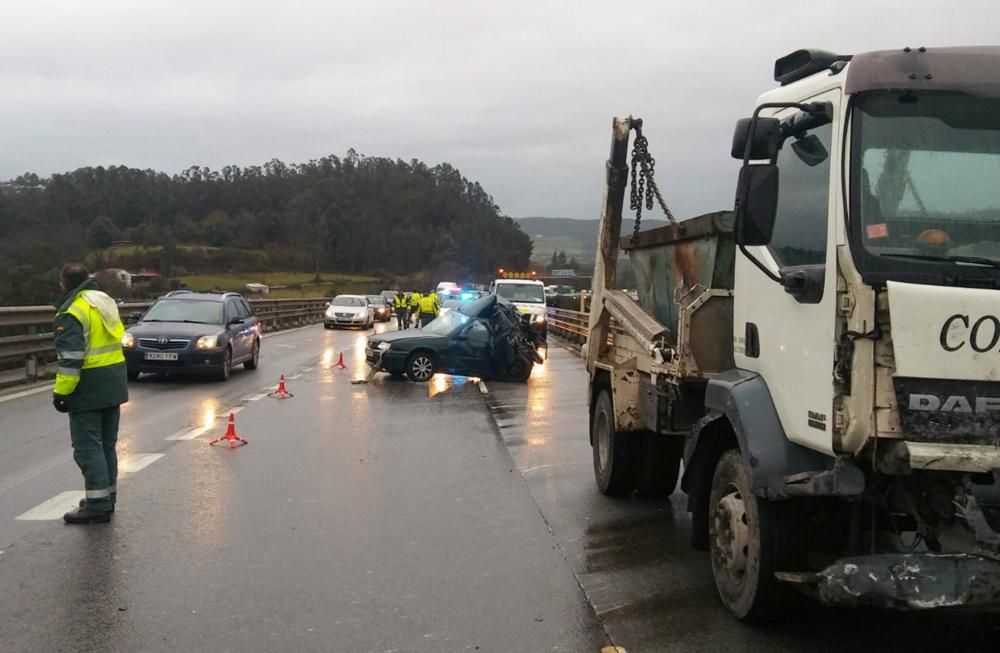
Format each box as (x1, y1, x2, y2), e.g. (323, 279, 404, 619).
(591, 389, 640, 497)
(217, 347, 232, 381)
(127, 368, 140, 381)
(244, 339, 260, 370)
(709, 449, 799, 622)
(405, 352, 435, 382)
(635, 432, 683, 498)
(507, 358, 533, 383)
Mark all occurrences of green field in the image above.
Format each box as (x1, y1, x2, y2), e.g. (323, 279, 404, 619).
(177, 272, 381, 298)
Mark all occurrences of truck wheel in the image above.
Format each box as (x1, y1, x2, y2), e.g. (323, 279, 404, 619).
(635, 433, 683, 498)
(708, 449, 796, 622)
(591, 389, 639, 497)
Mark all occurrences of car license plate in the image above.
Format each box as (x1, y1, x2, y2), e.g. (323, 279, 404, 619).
(145, 352, 178, 361)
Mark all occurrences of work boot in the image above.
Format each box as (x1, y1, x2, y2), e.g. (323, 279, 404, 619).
(78, 496, 116, 513)
(63, 507, 112, 524)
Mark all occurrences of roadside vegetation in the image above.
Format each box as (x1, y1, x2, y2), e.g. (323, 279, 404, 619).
(0, 152, 533, 305)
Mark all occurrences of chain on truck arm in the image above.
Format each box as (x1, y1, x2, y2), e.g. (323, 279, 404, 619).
(629, 125, 678, 238)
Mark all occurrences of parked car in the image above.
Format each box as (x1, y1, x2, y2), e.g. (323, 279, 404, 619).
(324, 295, 374, 329)
(122, 292, 260, 381)
(366, 295, 392, 322)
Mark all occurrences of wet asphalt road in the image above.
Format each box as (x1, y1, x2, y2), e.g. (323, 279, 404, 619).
(2, 323, 1000, 652)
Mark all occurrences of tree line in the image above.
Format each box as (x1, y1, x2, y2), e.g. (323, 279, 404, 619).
(0, 151, 532, 305)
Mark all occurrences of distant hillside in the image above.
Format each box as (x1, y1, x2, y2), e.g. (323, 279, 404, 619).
(515, 217, 666, 264)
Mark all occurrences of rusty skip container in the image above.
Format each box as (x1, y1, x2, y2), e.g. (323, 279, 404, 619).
(620, 211, 735, 372)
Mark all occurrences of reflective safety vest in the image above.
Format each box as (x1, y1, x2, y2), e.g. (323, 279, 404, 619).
(393, 294, 408, 309)
(54, 290, 126, 397)
(418, 294, 439, 314)
(410, 292, 422, 309)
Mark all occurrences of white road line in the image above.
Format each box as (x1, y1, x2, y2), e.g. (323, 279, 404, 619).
(0, 383, 55, 404)
(261, 323, 319, 339)
(165, 423, 214, 440)
(478, 381, 489, 395)
(16, 491, 84, 520)
(226, 407, 244, 415)
(119, 453, 164, 475)
(286, 374, 302, 380)
(243, 391, 271, 402)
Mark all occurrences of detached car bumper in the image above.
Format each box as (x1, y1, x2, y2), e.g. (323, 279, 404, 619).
(366, 347, 408, 374)
(124, 347, 227, 374)
(779, 553, 1000, 610)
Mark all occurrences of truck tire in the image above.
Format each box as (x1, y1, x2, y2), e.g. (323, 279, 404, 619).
(591, 389, 640, 497)
(708, 449, 797, 622)
(635, 433, 683, 498)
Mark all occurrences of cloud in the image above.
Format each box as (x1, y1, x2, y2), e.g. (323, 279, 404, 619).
(1, 0, 998, 218)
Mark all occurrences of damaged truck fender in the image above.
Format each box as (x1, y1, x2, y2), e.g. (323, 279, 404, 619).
(684, 370, 864, 498)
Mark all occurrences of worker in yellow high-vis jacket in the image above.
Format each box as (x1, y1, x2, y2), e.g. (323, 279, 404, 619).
(52, 263, 129, 524)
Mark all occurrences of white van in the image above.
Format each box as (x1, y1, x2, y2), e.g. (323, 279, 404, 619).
(489, 278, 547, 340)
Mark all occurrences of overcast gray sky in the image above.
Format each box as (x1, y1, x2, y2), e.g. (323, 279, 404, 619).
(2, 1, 998, 220)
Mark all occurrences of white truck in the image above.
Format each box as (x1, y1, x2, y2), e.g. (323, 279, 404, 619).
(585, 47, 1000, 621)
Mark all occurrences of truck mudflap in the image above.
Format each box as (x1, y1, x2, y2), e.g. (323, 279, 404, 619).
(778, 554, 1000, 610)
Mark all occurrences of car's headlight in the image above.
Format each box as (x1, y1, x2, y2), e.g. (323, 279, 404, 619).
(325, 308, 336, 318)
(121, 332, 135, 348)
(377, 341, 391, 352)
(195, 335, 220, 349)
(532, 314, 546, 324)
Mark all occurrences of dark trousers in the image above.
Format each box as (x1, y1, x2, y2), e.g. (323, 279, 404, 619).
(68, 406, 119, 512)
(395, 308, 409, 329)
(419, 312, 435, 327)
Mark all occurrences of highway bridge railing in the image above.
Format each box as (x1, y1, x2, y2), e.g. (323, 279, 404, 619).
(0, 298, 331, 384)
(545, 306, 625, 350)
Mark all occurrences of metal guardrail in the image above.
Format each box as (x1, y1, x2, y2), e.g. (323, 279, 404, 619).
(545, 306, 625, 348)
(0, 298, 331, 382)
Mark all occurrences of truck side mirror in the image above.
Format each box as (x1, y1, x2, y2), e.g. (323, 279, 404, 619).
(731, 117, 781, 160)
(734, 164, 779, 246)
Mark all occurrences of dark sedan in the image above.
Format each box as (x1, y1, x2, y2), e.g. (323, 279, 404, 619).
(122, 292, 261, 381)
(366, 295, 539, 383)
(366, 295, 393, 323)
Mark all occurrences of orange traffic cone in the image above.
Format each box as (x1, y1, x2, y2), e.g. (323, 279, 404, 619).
(209, 413, 249, 448)
(267, 374, 294, 399)
(332, 352, 348, 369)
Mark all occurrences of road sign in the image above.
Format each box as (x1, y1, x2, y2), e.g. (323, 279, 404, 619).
(550, 269, 576, 277)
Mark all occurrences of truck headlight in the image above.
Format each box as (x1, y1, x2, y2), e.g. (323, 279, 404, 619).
(533, 314, 546, 324)
(121, 332, 135, 348)
(195, 335, 219, 349)
(377, 341, 391, 352)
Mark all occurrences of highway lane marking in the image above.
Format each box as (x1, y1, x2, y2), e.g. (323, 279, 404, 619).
(0, 382, 55, 403)
(261, 324, 319, 339)
(119, 453, 164, 475)
(286, 373, 302, 380)
(242, 390, 271, 402)
(226, 406, 244, 415)
(166, 423, 214, 440)
(16, 491, 85, 520)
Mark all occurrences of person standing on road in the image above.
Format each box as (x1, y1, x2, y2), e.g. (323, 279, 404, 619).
(393, 289, 409, 330)
(417, 290, 441, 328)
(409, 290, 422, 328)
(52, 263, 129, 525)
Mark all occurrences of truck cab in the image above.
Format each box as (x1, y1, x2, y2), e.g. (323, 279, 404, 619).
(585, 47, 1000, 622)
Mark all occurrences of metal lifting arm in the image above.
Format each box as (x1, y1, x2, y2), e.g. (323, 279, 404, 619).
(586, 117, 636, 369)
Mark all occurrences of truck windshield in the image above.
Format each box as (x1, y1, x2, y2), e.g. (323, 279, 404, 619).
(495, 284, 545, 304)
(851, 91, 1000, 278)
